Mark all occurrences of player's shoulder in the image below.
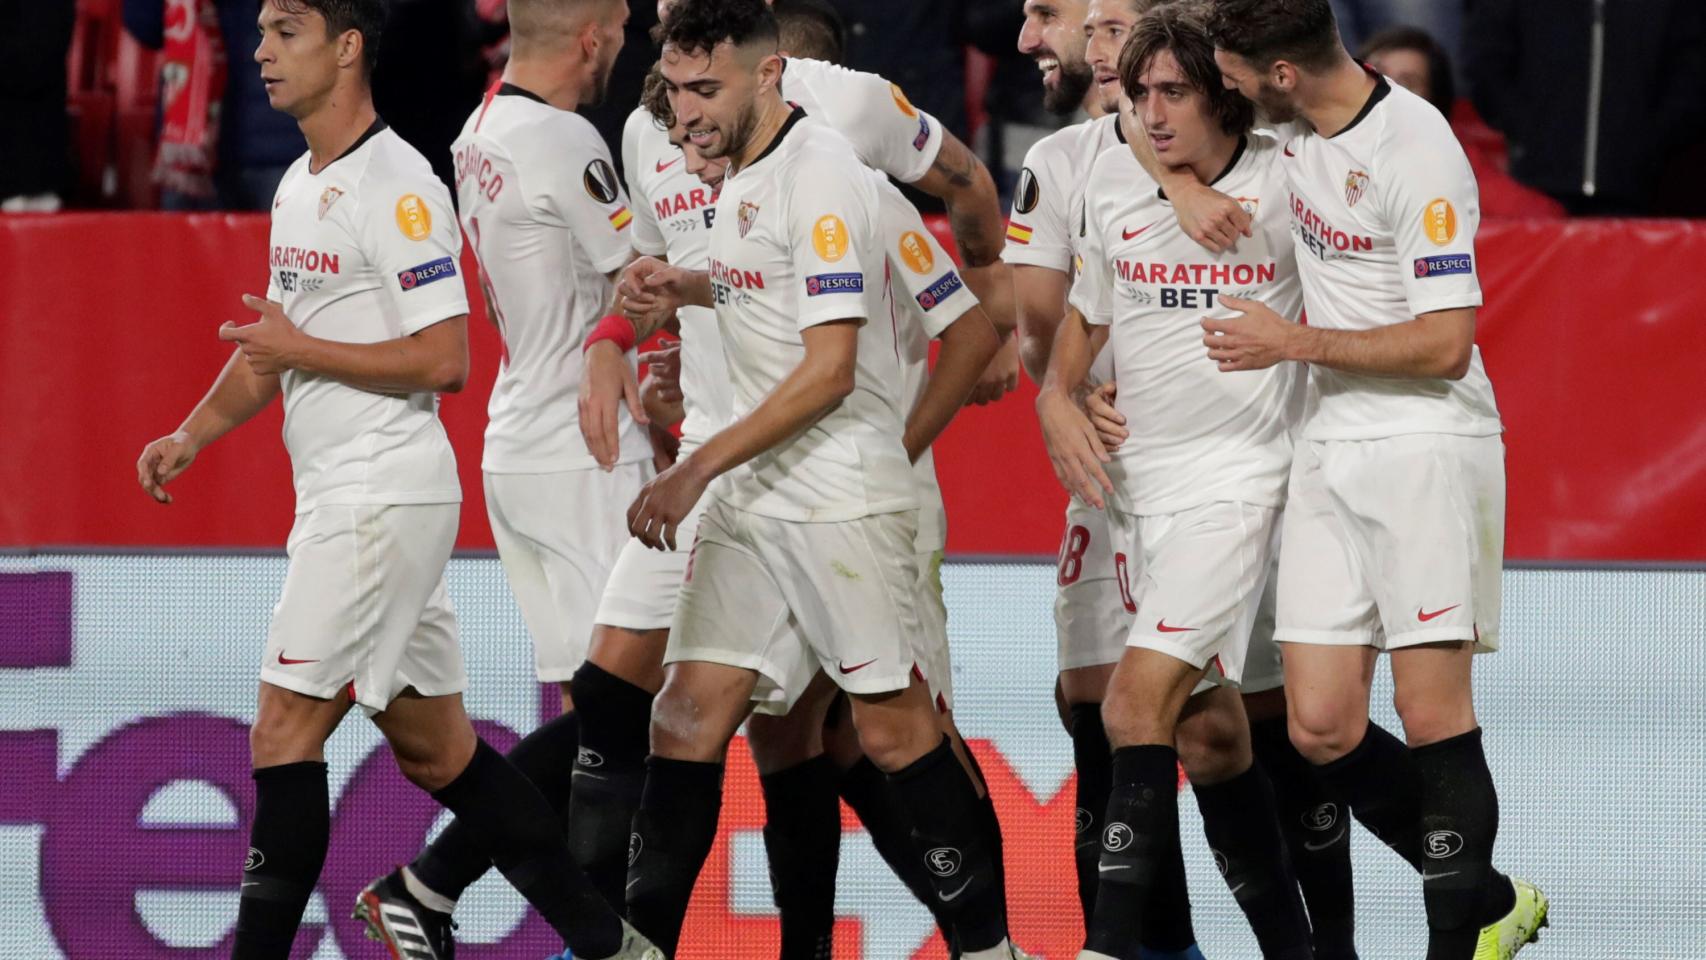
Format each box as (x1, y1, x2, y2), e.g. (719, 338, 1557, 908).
(623, 104, 661, 144)
(1024, 114, 1116, 171)
(782, 55, 892, 102)
(1369, 80, 1465, 164)
(352, 127, 442, 196)
(788, 116, 867, 171)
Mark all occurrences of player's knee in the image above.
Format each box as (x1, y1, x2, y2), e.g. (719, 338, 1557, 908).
(393, 751, 464, 793)
(1176, 707, 1249, 785)
(852, 714, 933, 773)
(1392, 688, 1475, 747)
(649, 685, 713, 760)
(1100, 694, 1167, 748)
(1286, 706, 1365, 765)
(745, 713, 816, 774)
(248, 717, 318, 768)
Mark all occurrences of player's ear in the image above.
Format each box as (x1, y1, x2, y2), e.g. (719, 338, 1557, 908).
(336, 28, 363, 72)
(1272, 60, 1297, 93)
(754, 51, 783, 93)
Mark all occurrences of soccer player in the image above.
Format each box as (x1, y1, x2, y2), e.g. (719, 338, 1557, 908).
(1009, 3, 1207, 956)
(1037, 7, 1318, 958)
(605, 1, 1017, 957)
(132, 3, 657, 959)
(1204, 1, 1549, 957)
(350, 1, 658, 953)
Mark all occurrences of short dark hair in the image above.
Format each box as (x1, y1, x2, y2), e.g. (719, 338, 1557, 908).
(1122, 3, 1254, 136)
(1205, 0, 1340, 71)
(275, 0, 385, 77)
(773, 0, 845, 64)
(660, 0, 779, 60)
(1360, 25, 1455, 115)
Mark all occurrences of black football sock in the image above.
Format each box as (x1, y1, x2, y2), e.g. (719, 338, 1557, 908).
(1252, 716, 1357, 959)
(1315, 721, 1425, 869)
(1084, 744, 1178, 960)
(1144, 803, 1201, 953)
(760, 755, 842, 960)
(566, 662, 656, 908)
(233, 761, 329, 960)
(838, 757, 952, 940)
(625, 755, 725, 956)
(957, 736, 1012, 933)
(1193, 763, 1316, 960)
(886, 736, 1008, 953)
(1411, 728, 1513, 960)
(430, 738, 622, 959)
(1068, 704, 1112, 925)
(410, 711, 580, 904)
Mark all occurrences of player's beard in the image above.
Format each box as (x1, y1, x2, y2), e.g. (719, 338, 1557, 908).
(1042, 56, 1095, 117)
(705, 98, 760, 161)
(1251, 79, 1298, 123)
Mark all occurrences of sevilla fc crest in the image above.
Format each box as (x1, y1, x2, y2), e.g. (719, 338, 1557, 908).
(1344, 170, 1370, 207)
(738, 201, 760, 238)
(318, 187, 344, 220)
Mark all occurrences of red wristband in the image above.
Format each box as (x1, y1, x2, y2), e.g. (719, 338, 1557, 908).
(584, 313, 636, 354)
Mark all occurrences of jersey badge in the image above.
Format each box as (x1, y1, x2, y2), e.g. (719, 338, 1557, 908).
(395, 194, 433, 241)
(890, 83, 918, 118)
(738, 200, 761, 238)
(1014, 167, 1040, 215)
(915, 271, 964, 311)
(1422, 198, 1458, 245)
(912, 116, 931, 151)
(608, 205, 633, 231)
(805, 272, 863, 296)
(812, 215, 850, 262)
(318, 187, 344, 220)
(898, 231, 935, 274)
(1236, 196, 1261, 217)
(1006, 221, 1033, 245)
(584, 159, 621, 204)
(1414, 253, 1473, 278)
(397, 256, 458, 291)
(1344, 169, 1370, 207)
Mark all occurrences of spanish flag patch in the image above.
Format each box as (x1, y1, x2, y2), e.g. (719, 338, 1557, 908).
(609, 206, 633, 231)
(1006, 221, 1033, 245)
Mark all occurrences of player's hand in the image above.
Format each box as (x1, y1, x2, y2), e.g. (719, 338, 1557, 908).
(1173, 181, 1252, 254)
(1036, 386, 1114, 510)
(618, 257, 687, 330)
(627, 456, 709, 550)
(1083, 381, 1128, 450)
(1203, 296, 1294, 372)
(646, 421, 681, 472)
(219, 295, 303, 376)
(136, 430, 197, 504)
(579, 340, 648, 470)
(966, 337, 1020, 406)
(641, 340, 684, 405)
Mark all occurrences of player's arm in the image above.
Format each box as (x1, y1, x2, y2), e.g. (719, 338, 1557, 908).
(136, 347, 281, 503)
(1122, 111, 1253, 253)
(221, 296, 470, 393)
(1013, 263, 1071, 384)
(1204, 299, 1476, 379)
(904, 304, 1001, 461)
(1036, 306, 1114, 507)
(628, 321, 860, 549)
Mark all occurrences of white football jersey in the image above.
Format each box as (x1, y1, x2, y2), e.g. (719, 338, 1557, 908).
(1282, 74, 1501, 441)
(1003, 113, 1119, 383)
(705, 111, 914, 521)
(452, 83, 651, 474)
(778, 57, 945, 185)
(1071, 133, 1304, 515)
(621, 106, 732, 454)
(265, 122, 466, 513)
(875, 176, 979, 553)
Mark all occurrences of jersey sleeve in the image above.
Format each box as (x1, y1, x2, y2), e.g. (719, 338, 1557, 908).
(622, 110, 669, 257)
(878, 179, 977, 339)
(529, 115, 638, 274)
(1002, 135, 1074, 272)
(1378, 117, 1484, 317)
(794, 59, 943, 184)
(1066, 194, 1113, 327)
(787, 155, 877, 331)
(362, 172, 469, 335)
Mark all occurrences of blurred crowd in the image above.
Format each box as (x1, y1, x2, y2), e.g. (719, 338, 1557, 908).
(3, 0, 1703, 217)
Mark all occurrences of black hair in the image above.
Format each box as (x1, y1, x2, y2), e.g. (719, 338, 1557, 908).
(660, 0, 779, 59)
(274, 0, 385, 77)
(1122, 2, 1255, 136)
(1359, 25, 1455, 115)
(1205, 0, 1340, 71)
(772, 0, 845, 64)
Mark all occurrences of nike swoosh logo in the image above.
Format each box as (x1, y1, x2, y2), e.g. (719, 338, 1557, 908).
(656, 156, 682, 173)
(938, 878, 973, 902)
(838, 658, 878, 674)
(276, 652, 319, 665)
(241, 881, 259, 888)
(1303, 827, 1347, 852)
(1097, 863, 1132, 874)
(1155, 620, 1198, 633)
(1283, 145, 1296, 157)
(1421, 870, 1461, 882)
(627, 876, 642, 890)
(1228, 882, 1247, 895)
(1417, 604, 1461, 622)
(1122, 222, 1157, 241)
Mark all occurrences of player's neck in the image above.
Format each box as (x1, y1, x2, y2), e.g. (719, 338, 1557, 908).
(299, 85, 378, 174)
(1185, 133, 1240, 186)
(729, 95, 794, 171)
(502, 57, 590, 112)
(1298, 54, 1378, 138)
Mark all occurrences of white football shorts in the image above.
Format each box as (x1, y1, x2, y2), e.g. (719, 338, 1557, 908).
(1054, 500, 1131, 672)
